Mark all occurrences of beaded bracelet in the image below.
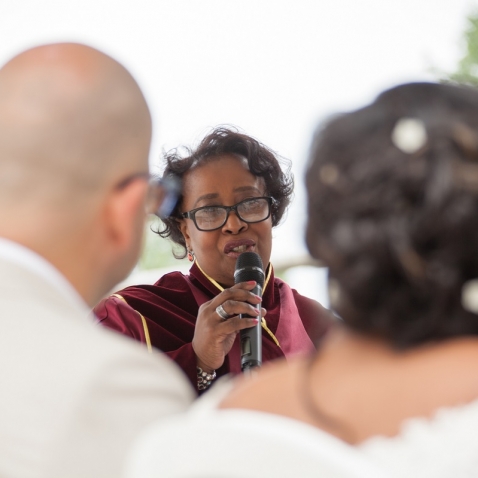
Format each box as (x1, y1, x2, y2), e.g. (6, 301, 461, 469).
(197, 366, 216, 391)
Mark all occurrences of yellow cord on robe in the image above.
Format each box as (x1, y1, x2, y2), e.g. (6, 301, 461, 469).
(195, 261, 281, 348)
(260, 317, 280, 347)
(111, 294, 152, 353)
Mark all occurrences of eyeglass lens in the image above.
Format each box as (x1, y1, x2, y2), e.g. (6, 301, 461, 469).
(194, 198, 270, 230)
(146, 177, 181, 218)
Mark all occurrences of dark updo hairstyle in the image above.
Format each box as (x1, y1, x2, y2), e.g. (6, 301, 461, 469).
(306, 82, 478, 348)
(158, 126, 294, 258)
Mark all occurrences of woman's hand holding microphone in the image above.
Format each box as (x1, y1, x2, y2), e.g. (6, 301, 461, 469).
(192, 280, 266, 373)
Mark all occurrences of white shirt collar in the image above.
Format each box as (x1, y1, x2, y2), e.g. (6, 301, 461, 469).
(0, 237, 88, 311)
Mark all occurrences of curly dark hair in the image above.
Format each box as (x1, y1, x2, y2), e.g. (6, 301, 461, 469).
(306, 82, 478, 348)
(157, 126, 294, 258)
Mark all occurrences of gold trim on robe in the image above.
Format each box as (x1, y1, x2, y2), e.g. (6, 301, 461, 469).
(111, 293, 153, 353)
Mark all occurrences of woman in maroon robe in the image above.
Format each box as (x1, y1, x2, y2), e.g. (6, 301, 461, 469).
(94, 127, 333, 393)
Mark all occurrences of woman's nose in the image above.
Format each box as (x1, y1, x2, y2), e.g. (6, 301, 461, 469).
(222, 210, 247, 234)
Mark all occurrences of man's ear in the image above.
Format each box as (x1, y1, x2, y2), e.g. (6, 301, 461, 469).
(83, 179, 148, 305)
(102, 179, 148, 255)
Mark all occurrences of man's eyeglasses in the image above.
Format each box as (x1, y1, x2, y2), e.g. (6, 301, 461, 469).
(116, 172, 181, 219)
(181, 196, 273, 231)
(147, 177, 181, 218)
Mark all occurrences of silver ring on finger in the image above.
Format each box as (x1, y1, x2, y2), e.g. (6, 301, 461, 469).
(215, 304, 231, 321)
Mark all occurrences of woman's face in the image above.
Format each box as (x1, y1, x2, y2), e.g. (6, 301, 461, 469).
(179, 154, 273, 288)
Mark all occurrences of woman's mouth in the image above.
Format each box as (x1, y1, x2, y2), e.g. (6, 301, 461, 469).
(231, 244, 248, 253)
(224, 240, 256, 257)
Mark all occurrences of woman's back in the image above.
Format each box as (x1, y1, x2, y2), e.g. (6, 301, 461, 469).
(221, 327, 478, 444)
(126, 332, 478, 478)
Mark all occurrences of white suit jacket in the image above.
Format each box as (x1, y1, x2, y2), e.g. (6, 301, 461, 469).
(0, 255, 195, 478)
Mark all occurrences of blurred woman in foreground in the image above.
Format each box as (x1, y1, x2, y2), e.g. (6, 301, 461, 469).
(95, 127, 332, 393)
(126, 84, 478, 478)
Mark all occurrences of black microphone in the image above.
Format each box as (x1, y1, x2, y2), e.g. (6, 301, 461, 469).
(234, 252, 264, 372)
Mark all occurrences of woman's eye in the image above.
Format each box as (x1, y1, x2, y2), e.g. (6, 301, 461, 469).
(243, 199, 261, 210)
(198, 207, 222, 217)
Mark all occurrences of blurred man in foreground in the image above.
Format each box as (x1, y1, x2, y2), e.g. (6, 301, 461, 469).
(0, 43, 194, 478)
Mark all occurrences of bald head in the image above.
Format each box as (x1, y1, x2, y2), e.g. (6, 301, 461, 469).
(0, 43, 152, 220)
(0, 43, 154, 304)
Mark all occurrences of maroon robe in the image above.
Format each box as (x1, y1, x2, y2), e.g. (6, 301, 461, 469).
(94, 263, 332, 392)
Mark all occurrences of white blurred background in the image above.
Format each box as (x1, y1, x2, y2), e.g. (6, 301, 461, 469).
(1, 0, 476, 306)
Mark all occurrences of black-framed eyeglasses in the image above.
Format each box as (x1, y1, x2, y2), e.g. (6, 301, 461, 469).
(115, 172, 181, 219)
(181, 196, 273, 231)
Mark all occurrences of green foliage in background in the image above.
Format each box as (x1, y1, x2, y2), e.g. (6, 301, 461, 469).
(445, 11, 478, 86)
(138, 217, 187, 271)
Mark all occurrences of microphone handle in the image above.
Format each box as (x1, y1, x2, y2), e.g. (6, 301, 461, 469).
(240, 283, 262, 371)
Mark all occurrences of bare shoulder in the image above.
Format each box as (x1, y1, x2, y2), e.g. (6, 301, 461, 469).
(417, 337, 478, 388)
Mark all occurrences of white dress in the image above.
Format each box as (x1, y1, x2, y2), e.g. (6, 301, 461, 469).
(126, 377, 478, 478)
(359, 398, 478, 478)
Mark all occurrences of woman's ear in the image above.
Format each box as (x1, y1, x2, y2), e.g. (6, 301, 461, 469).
(178, 218, 191, 244)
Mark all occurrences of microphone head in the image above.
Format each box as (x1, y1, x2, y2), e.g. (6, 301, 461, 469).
(234, 252, 265, 286)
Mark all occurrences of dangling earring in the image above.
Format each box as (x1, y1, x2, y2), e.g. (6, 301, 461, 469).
(187, 248, 195, 262)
